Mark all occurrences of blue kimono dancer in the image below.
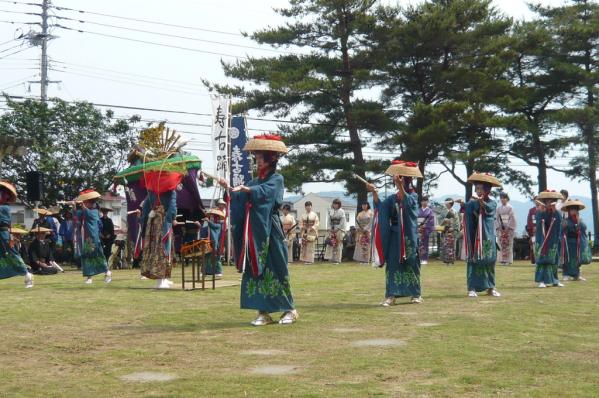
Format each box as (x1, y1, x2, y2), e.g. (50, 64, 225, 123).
(230, 172, 294, 313)
(464, 198, 497, 292)
(202, 221, 223, 275)
(75, 207, 108, 277)
(535, 210, 562, 285)
(562, 217, 590, 279)
(0, 204, 29, 279)
(377, 192, 421, 298)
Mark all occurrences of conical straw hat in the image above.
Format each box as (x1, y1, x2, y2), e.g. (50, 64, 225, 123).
(467, 172, 502, 188)
(385, 160, 423, 178)
(75, 189, 101, 202)
(0, 180, 17, 203)
(536, 190, 564, 200)
(243, 134, 288, 154)
(561, 199, 585, 210)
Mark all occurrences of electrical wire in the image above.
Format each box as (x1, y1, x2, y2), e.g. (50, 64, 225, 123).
(49, 3, 244, 37)
(0, 44, 33, 59)
(53, 24, 247, 59)
(52, 14, 295, 55)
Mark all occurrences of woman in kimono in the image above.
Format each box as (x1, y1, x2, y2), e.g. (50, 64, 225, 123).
(561, 199, 591, 281)
(220, 134, 297, 326)
(459, 173, 501, 298)
(299, 201, 319, 264)
(367, 160, 423, 306)
(280, 204, 296, 263)
(418, 196, 435, 265)
(0, 181, 33, 288)
(324, 198, 346, 264)
(72, 189, 111, 284)
(534, 190, 564, 288)
(202, 208, 224, 277)
(441, 198, 459, 265)
(353, 202, 373, 263)
(495, 193, 516, 265)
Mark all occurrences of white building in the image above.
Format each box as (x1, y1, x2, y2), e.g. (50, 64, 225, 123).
(291, 193, 357, 234)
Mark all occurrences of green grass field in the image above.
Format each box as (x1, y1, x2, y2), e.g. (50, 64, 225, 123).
(1, 260, 598, 397)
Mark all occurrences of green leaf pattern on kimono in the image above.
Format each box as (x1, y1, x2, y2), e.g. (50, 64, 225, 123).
(246, 268, 291, 299)
(482, 239, 493, 258)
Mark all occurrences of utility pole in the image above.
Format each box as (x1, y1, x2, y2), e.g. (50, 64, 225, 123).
(25, 0, 59, 103)
(40, 0, 49, 102)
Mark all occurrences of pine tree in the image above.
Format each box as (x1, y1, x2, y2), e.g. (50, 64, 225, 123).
(212, 0, 392, 205)
(377, 0, 525, 198)
(536, 0, 599, 245)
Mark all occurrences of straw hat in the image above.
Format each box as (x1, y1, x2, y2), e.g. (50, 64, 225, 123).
(10, 226, 29, 235)
(385, 160, 424, 179)
(76, 189, 101, 202)
(0, 180, 17, 203)
(561, 199, 585, 211)
(216, 199, 226, 206)
(34, 207, 52, 216)
(31, 226, 53, 234)
(536, 190, 564, 200)
(100, 203, 114, 212)
(243, 134, 288, 154)
(467, 172, 502, 188)
(206, 208, 225, 219)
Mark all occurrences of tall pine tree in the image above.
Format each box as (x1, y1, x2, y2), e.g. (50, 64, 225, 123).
(536, 0, 599, 245)
(212, 0, 392, 205)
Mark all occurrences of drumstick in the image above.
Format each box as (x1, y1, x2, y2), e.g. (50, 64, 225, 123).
(127, 210, 140, 215)
(352, 173, 370, 185)
(200, 170, 231, 190)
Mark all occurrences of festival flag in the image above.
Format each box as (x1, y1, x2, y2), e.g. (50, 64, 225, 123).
(229, 116, 252, 187)
(210, 95, 231, 182)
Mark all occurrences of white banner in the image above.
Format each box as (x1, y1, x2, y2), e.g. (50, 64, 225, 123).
(211, 95, 231, 181)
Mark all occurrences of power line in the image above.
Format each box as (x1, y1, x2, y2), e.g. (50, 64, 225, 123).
(50, 59, 210, 90)
(53, 24, 247, 59)
(0, 0, 41, 6)
(50, 67, 207, 97)
(49, 3, 244, 37)
(0, 44, 34, 59)
(0, 7, 38, 16)
(52, 14, 295, 55)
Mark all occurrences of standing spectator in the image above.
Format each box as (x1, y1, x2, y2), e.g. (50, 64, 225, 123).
(441, 199, 459, 265)
(324, 198, 346, 264)
(556, 189, 569, 213)
(526, 199, 541, 264)
(280, 204, 296, 263)
(418, 196, 435, 265)
(495, 193, 517, 265)
(299, 201, 319, 264)
(60, 210, 76, 264)
(99, 204, 116, 262)
(353, 202, 373, 263)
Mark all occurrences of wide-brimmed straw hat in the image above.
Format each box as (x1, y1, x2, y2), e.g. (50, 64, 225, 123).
(467, 172, 502, 188)
(100, 203, 114, 212)
(243, 134, 288, 154)
(206, 208, 225, 219)
(0, 180, 17, 203)
(10, 226, 29, 235)
(385, 160, 423, 178)
(76, 189, 101, 202)
(31, 226, 53, 234)
(536, 190, 564, 200)
(34, 207, 52, 216)
(561, 199, 585, 210)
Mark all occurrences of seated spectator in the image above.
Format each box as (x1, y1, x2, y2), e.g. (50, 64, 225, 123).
(29, 228, 59, 275)
(10, 225, 30, 262)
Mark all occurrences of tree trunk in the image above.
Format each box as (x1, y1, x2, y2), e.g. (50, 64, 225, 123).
(465, 161, 474, 200)
(532, 132, 548, 192)
(338, 7, 367, 206)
